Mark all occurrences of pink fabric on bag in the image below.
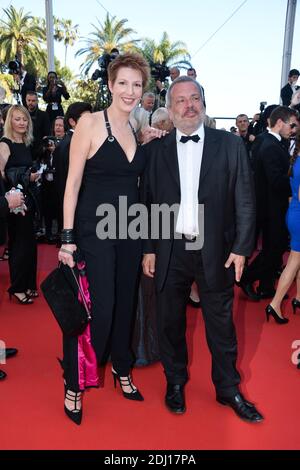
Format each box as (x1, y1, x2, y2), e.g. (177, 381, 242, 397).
(77, 261, 99, 390)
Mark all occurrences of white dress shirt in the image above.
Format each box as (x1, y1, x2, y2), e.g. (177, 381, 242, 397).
(176, 124, 204, 236)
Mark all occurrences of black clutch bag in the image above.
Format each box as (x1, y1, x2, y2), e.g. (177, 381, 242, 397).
(41, 262, 91, 336)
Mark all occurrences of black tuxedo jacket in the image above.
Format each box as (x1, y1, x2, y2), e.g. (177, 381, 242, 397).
(142, 127, 256, 291)
(21, 73, 36, 106)
(0, 174, 8, 218)
(30, 108, 51, 160)
(53, 130, 73, 224)
(281, 83, 300, 106)
(255, 133, 291, 226)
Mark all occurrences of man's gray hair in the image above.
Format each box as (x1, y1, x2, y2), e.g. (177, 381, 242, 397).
(142, 91, 155, 101)
(166, 76, 204, 108)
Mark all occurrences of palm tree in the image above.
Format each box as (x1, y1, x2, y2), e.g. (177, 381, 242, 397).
(141, 32, 191, 70)
(54, 18, 79, 67)
(0, 6, 46, 68)
(76, 13, 140, 75)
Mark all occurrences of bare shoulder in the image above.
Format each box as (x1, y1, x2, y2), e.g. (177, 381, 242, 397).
(76, 111, 105, 133)
(0, 141, 10, 161)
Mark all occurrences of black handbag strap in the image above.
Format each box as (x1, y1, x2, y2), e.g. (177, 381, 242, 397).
(69, 267, 91, 320)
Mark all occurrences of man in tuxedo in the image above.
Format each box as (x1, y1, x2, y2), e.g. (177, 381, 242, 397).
(53, 101, 92, 233)
(142, 76, 263, 422)
(239, 106, 299, 300)
(281, 69, 299, 106)
(26, 91, 51, 161)
(187, 68, 206, 108)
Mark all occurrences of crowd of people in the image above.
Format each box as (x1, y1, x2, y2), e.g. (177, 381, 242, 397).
(0, 55, 300, 427)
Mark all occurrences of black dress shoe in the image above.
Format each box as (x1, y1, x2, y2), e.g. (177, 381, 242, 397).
(5, 348, 18, 359)
(0, 369, 7, 380)
(237, 281, 260, 301)
(165, 384, 186, 414)
(216, 393, 264, 423)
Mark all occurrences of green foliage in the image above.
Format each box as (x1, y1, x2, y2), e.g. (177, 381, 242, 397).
(0, 5, 46, 68)
(67, 78, 100, 109)
(76, 13, 140, 75)
(140, 32, 191, 70)
(0, 73, 15, 102)
(54, 17, 79, 66)
(0, 6, 192, 109)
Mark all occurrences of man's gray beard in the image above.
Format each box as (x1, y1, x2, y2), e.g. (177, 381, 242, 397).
(179, 109, 206, 134)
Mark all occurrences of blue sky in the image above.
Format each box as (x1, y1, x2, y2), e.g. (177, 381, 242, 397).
(2, 0, 300, 128)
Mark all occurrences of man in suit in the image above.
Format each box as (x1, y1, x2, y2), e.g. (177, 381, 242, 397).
(26, 91, 51, 161)
(53, 101, 92, 233)
(239, 106, 299, 300)
(187, 68, 206, 108)
(0, 175, 23, 379)
(281, 69, 300, 106)
(142, 76, 263, 422)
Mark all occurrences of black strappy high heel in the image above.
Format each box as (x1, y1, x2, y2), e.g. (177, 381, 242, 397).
(26, 289, 39, 298)
(112, 370, 144, 401)
(64, 386, 82, 425)
(265, 305, 289, 324)
(9, 293, 33, 305)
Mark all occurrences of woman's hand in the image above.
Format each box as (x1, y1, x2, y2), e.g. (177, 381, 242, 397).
(58, 244, 77, 268)
(142, 127, 167, 145)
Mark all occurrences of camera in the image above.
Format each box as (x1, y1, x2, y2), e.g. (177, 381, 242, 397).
(91, 50, 119, 85)
(150, 61, 170, 82)
(7, 58, 22, 76)
(42, 136, 61, 150)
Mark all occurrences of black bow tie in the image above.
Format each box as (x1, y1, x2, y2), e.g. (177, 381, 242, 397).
(180, 134, 200, 143)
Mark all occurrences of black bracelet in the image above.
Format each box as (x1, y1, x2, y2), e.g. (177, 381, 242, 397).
(61, 229, 75, 244)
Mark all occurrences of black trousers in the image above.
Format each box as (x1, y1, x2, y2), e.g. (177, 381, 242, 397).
(62, 235, 141, 390)
(7, 211, 37, 293)
(156, 239, 240, 397)
(242, 217, 288, 291)
(42, 181, 58, 238)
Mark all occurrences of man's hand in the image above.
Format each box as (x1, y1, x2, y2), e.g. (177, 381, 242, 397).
(5, 188, 24, 209)
(142, 254, 156, 278)
(30, 172, 40, 182)
(224, 253, 245, 282)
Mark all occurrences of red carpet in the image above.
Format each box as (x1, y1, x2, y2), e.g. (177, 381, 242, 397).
(0, 245, 300, 450)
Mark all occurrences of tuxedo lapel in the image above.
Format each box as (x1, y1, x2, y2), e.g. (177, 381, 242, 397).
(162, 129, 180, 189)
(200, 127, 221, 185)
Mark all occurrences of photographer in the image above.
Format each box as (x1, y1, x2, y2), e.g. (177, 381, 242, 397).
(43, 72, 70, 124)
(92, 48, 120, 84)
(150, 61, 170, 107)
(39, 135, 61, 243)
(8, 59, 36, 106)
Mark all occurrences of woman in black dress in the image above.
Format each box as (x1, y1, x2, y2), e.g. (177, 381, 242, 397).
(43, 72, 70, 124)
(0, 105, 40, 303)
(58, 53, 162, 424)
